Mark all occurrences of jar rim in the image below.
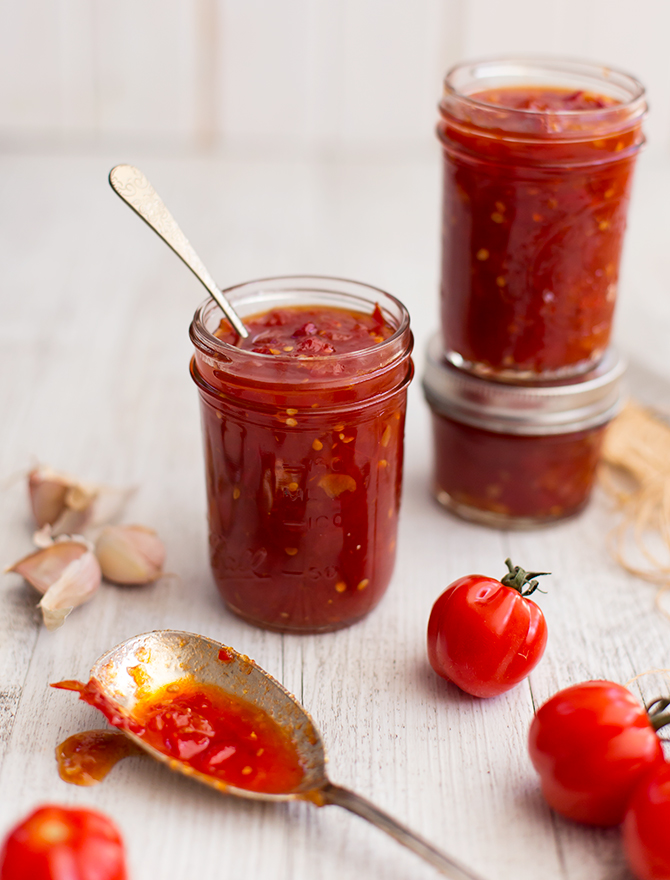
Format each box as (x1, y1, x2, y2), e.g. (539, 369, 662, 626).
(443, 55, 646, 117)
(422, 334, 626, 435)
(189, 274, 411, 371)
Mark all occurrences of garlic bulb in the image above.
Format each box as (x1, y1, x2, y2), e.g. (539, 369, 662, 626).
(95, 525, 165, 585)
(28, 464, 133, 537)
(7, 537, 102, 631)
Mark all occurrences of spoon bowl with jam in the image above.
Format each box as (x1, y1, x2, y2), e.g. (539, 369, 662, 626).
(53, 630, 485, 880)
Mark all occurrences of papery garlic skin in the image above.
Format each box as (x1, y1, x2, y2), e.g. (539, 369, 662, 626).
(95, 525, 165, 585)
(6, 536, 102, 631)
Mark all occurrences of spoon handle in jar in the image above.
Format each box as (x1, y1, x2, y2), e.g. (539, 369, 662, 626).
(320, 783, 486, 880)
(108, 164, 248, 338)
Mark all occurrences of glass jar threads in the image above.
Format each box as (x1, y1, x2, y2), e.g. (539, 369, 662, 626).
(190, 276, 413, 632)
(437, 57, 646, 381)
(422, 334, 625, 528)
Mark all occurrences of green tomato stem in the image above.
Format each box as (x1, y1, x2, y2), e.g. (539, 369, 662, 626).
(647, 697, 670, 731)
(500, 558, 551, 597)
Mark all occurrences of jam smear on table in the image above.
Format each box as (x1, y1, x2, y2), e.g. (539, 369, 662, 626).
(192, 302, 412, 632)
(52, 678, 305, 794)
(56, 730, 143, 786)
(438, 85, 644, 377)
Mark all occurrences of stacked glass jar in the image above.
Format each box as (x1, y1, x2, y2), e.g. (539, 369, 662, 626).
(423, 57, 647, 528)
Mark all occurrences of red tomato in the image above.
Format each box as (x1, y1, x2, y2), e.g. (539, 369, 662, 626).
(528, 682, 667, 827)
(427, 559, 548, 698)
(623, 761, 670, 880)
(0, 805, 127, 880)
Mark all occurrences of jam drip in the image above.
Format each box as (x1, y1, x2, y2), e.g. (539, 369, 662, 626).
(56, 730, 143, 786)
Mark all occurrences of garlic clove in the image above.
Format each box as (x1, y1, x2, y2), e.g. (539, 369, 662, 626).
(28, 467, 71, 528)
(95, 525, 166, 585)
(6, 536, 102, 630)
(28, 464, 134, 537)
(6, 540, 89, 594)
(28, 465, 97, 534)
(38, 550, 102, 631)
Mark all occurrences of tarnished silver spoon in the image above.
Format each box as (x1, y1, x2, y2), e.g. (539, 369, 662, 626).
(108, 165, 249, 339)
(54, 630, 485, 880)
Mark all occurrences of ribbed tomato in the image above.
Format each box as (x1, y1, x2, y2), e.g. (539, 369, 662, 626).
(427, 559, 548, 698)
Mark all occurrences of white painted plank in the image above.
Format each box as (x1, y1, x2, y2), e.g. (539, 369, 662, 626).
(92, 0, 199, 139)
(2, 0, 670, 160)
(0, 0, 61, 133)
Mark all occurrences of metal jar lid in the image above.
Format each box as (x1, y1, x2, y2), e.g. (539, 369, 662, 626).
(422, 333, 626, 436)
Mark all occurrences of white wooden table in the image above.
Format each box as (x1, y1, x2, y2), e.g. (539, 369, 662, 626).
(1, 150, 669, 880)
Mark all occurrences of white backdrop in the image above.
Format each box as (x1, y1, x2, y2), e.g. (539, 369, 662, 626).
(2, 0, 669, 158)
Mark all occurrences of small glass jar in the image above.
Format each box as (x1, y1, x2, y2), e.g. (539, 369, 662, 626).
(422, 334, 625, 528)
(437, 57, 646, 381)
(190, 276, 413, 633)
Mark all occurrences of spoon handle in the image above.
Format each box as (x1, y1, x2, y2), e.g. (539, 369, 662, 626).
(320, 783, 485, 880)
(108, 164, 248, 338)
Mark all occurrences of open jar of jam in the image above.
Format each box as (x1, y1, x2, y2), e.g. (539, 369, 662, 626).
(437, 57, 646, 381)
(422, 334, 625, 528)
(190, 276, 413, 632)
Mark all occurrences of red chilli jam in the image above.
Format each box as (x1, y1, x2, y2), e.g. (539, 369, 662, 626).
(190, 277, 413, 632)
(422, 335, 625, 528)
(437, 58, 646, 380)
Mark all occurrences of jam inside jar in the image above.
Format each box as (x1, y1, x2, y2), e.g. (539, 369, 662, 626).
(429, 417, 607, 527)
(190, 277, 413, 632)
(437, 58, 646, 380)
(422, 334, 624, 529)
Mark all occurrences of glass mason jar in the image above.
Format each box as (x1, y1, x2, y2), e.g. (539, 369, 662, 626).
(437, 57, 646, 381)
(422, 334, 625, 528)
(190, 276, 413, 633)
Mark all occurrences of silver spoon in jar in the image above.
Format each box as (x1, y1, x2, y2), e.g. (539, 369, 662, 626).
(53, 630, 485, 880)
(108, 165, 249, 339)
